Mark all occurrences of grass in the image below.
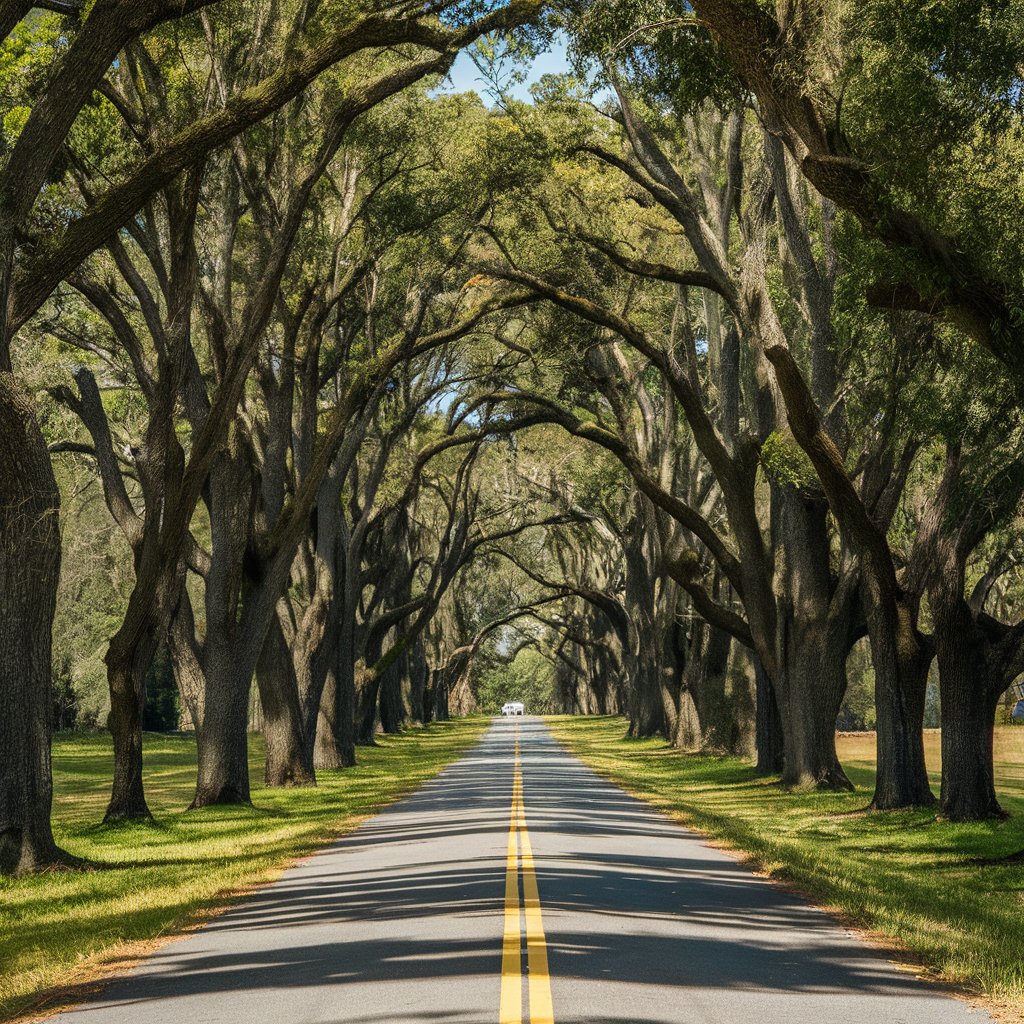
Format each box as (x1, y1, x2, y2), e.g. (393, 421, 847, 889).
(0, 718, 487, 1022)
(547, 716, 1024, 1019)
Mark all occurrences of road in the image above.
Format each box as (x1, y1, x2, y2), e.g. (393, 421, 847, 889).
(50, 718, 991, 1024)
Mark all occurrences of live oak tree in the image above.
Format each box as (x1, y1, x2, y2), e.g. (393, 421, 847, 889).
(8, 0, 1024, 881)
(0, 0, 540, 867)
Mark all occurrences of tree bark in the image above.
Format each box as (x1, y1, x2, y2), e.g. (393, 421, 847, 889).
(0, 373, 71, 874)
(355, 661, 382, 744)
(190, 651, 251, 808)
(775, 624, 852, 790)
(256, 613, 314, 787)
(932, 582, 1004, 820)
(867, 592, 935, 809)
(378, 654, 404, 734)
(103, 628, 158, 821)
(754, 655, 784, 775)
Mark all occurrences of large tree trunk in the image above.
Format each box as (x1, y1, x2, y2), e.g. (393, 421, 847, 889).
(776, 632, 852, 790)
(314, 608, 357, 769)
(627, 639, 665, 738)
(378, 655, 404, 735)
(314, 665, 356, 770)
(191, 652, 252, 807)
(0, 373, 71, 874)
(628, 685, 664, 737)
(677, 614, 736, 752)
(431, 668, 450, 721)
(354, 659, 381, 744)
(932, 588, 1003, 820)
(256, 614, 314, 787)
(407, 639, 427, 726)
(103, 625, 159, 821)
(770, 489, 852, 790)
(867, 593, 935, 809)
(724, 643, 757, 757)
(754, 655, 784, 774)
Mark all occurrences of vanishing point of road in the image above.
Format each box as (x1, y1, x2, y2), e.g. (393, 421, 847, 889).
(49, 719, 992, 1024)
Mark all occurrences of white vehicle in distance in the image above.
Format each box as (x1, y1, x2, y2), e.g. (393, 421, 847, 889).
(501, 701, 525, 717)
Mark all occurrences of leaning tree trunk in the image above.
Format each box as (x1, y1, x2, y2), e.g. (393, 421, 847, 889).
(0, 374, 70, 874)
(256, 614, 314, 787)
(932, 588, 1003, 820)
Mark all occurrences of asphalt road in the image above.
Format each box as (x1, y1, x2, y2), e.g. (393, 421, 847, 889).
(50, 718, 992, 1024)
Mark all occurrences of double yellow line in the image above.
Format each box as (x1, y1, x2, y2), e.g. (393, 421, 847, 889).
(499, 728, 554, 1024)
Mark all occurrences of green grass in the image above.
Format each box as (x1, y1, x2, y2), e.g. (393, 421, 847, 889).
(0, 719, 487, 1021)
(548, 715, 1024, 1018)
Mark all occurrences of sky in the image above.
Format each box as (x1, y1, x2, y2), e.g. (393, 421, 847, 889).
(436, 35, 573, 103)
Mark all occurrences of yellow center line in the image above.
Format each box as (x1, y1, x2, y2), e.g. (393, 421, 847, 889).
(499, 737, 522, 1024)
(499, 725, 554, 1024)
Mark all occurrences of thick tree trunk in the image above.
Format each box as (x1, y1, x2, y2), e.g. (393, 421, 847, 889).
(407, 640, 427, 726)
(670, 687, 703, 750)
(354, 660, 381, 745)
(777, 638, 852, 791)
(724, 643, 757, 757)
(939, 671, 1002, 821)
(191, 654, 251, 807)
(932, 591, 1003, 820)
(868, 595, 935, 809)
(103, 628, 157, 821)
(627, 647, 665, 738)
(628, 693, 664, 737)
(678, 616, 735, 751)
(314, 665, 356, 769)
(754, 655, 784, 774)
(431, 669, 450, 721)
(378, 656, 404, 735)
(0, 373, 71, 874)
(256, 615, 314, 787)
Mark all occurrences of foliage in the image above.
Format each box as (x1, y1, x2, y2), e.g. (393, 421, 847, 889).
(476, 647, 557, 713)
(759, 431, 818, 491)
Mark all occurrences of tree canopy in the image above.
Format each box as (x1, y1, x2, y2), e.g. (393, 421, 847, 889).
(2, 0, 1024, 875)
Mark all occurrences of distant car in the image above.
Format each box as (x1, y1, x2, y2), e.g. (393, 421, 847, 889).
(501, 702, 525, 717)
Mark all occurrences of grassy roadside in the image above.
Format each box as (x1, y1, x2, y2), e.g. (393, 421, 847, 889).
(547, 715, 1024, 1018)
(0, 718, 488, 1022)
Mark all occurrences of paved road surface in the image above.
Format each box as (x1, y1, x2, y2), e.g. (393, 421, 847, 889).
(50, 718, 991, 1024)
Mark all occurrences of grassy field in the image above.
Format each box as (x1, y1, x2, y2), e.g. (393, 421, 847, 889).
(548, 716, 1024, 1019)
(0, 719, 487, 1022)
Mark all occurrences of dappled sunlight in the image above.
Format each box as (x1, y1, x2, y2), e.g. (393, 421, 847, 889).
(0, 720, 488, 1019)
(551, 716, 1024, 1008)
(13, 719, 986, 1024)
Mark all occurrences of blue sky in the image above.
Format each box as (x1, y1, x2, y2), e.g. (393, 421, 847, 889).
(438, 36, 572, 103)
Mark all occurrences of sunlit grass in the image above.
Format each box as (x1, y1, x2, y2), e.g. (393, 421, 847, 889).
(0, 719, 488, 1021)
(548, 716, 1024, 1014)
